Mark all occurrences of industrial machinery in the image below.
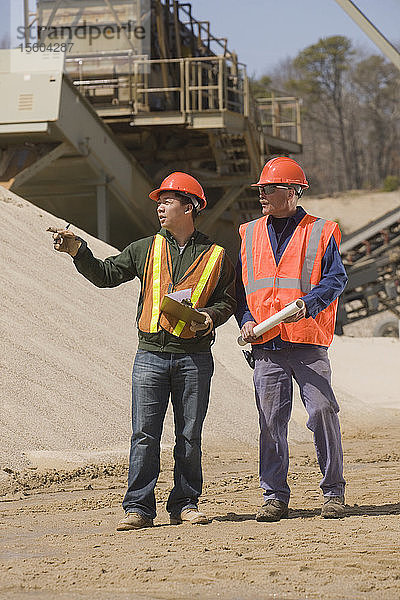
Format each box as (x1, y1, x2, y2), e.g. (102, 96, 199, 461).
(336, 206, 400, 337)
(0, 0, 302, 254)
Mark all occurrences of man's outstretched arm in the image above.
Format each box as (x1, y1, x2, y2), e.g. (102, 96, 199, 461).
(48, 226, 138, 288)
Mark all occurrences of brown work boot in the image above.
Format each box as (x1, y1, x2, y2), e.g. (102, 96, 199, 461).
(116, 512, 154, 531)
(170, 508, 209, 525)
(321, 496, 345, 519)
(256, 499, 289, 522)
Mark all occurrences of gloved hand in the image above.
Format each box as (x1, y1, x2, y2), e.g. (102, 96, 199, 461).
(47, 227, 81, 257)
(190, 312, 213, 335)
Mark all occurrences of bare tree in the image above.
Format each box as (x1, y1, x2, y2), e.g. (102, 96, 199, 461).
(257, 36, 400, 195)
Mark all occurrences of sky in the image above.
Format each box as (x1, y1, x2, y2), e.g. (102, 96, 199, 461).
(0, 0, 399, 74)
(189, 0, 400, 76)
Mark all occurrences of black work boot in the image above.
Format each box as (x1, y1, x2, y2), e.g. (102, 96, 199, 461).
(321, 496, 345, 519)
(256, 499, 289, 522)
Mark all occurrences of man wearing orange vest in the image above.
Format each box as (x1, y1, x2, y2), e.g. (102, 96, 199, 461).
(236, 157, 348, 521)
(49, 172, 236, 530)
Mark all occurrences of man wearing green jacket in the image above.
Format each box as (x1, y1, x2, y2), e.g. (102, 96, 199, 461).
(49, 172, 236, 530)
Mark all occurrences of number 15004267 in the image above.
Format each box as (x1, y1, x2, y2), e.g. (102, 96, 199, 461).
(18, 42, 74, 53)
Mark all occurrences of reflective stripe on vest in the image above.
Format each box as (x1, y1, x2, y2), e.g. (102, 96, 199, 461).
(172, 244, 223, 336)
(149, 234, 163, 333)
(148, 235, 224, 337)
(243, 217, 327, 295)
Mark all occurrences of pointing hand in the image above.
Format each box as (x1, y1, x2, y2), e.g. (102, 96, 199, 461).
(47, 226, 81, 257)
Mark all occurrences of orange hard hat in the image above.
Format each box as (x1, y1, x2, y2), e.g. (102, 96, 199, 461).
(149, 172, 207, 210)
(252, 157, 309, 188)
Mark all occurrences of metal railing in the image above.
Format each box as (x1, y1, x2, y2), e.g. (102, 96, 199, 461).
(257, 95, 302, 145)
(65, 53, 302, 147)
(65, 52, 248, 115)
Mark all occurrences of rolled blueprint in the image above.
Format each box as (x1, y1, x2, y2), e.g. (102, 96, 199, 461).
(237, 299, 305, 346)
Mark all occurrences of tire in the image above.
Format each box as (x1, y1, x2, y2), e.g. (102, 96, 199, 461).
(373, 317, 399, 338)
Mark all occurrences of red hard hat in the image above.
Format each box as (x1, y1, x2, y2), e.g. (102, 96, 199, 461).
(252, 157, 309, 188)
(149, 172, 207, 210)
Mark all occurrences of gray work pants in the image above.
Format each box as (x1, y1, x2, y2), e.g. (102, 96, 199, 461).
(253, 345, 346, 504)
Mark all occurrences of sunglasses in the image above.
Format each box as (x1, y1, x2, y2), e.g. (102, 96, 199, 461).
(258, 184, 291, 195)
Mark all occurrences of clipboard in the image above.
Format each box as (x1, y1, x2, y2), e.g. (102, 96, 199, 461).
(160, 295, 207, 324)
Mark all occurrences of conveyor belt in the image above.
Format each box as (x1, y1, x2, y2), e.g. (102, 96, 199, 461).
(341, 205, 400, 253)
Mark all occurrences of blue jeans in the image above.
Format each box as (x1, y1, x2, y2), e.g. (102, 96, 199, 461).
(253, 346, 345, 504)
(122, 350, 214, 519)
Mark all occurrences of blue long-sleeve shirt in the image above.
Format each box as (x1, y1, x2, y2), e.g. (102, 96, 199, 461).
(235, 206, 348, 350)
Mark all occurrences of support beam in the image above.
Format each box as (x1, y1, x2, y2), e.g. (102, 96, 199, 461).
(243, 127, 262, 176)
(155, 0, 173, 107)
(11, 142, 72, 191)
(173, 1, 182, 58)
(189, 171, 253, 187)
(334, 0, 400, 71)
(84, 152, 154, 238)
(97, 181, 110, 243)
(57, 77, 158, 235)
(22, 181, 103, 195)
(38, 0, 64, 43)
(199, 185, 246, 233)
(23, 0, 30, 45)
(27, 190, 94, 199)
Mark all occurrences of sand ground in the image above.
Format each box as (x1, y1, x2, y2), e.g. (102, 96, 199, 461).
(1, 427, 400, 600)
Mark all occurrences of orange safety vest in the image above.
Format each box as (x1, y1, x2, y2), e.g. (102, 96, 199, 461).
(239, 214, 341, 347)
(139, 234, 225, 338)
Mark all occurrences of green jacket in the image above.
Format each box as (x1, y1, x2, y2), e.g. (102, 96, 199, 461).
(73, 228, 236, 353)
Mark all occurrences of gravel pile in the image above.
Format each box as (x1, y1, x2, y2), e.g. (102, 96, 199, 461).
(1, 186, 399, 473)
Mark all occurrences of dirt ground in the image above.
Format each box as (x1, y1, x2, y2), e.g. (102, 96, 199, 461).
(1, 424, 400, 600)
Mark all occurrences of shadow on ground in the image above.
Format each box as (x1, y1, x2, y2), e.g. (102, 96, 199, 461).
(212, 502, 400, 522)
